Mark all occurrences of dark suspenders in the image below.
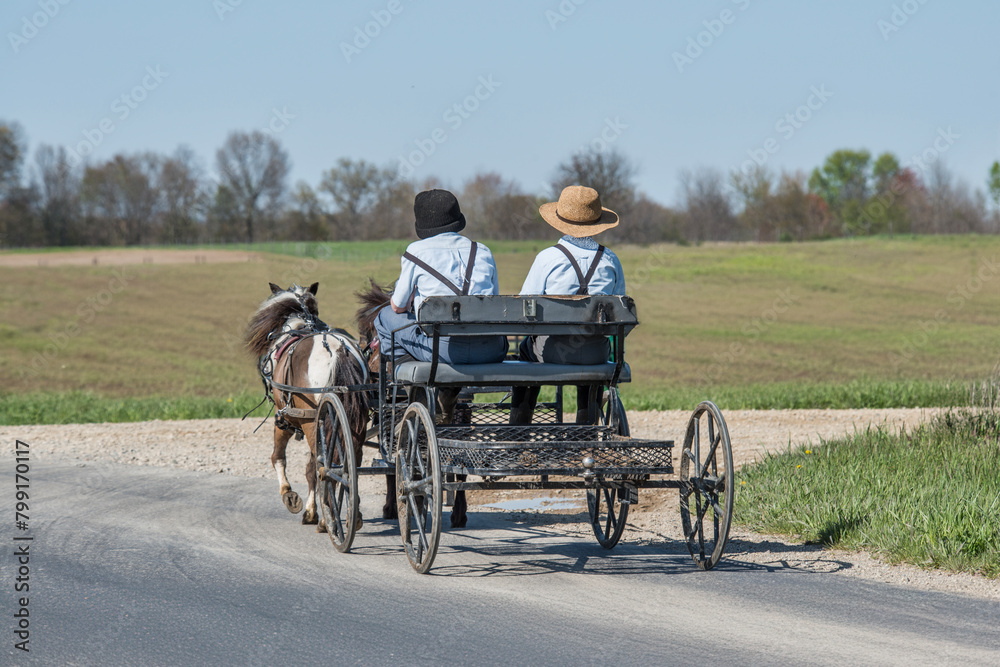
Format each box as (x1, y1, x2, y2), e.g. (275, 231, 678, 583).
(402, 241, 479, 296)
(554, 243, 606, 295)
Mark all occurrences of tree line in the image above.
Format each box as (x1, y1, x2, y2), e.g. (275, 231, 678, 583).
(1, 119, 998, 249)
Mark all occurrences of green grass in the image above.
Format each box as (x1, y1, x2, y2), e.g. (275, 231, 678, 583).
(621, 378, 972, 411)
(736, 409, 1000, 577)
(0, 379, 975, 426)
(0, 390, 269, 425)
(2, 235, 998, 423)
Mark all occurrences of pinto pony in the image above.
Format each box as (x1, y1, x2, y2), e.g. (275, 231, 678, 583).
(354, 280, 469, 528)
(245, 282, 368, 531)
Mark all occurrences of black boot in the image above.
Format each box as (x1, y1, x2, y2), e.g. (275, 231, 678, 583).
(509, 386, 540, 425)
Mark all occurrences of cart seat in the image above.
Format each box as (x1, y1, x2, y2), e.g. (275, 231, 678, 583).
(393, 360, 630, 386)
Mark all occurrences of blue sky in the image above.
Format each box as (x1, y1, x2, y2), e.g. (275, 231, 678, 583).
(2, 0, 998, 207)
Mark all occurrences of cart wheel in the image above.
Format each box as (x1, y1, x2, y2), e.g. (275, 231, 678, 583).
(587, 389, 630, 549)
(679, 401, 734, 570)
(317, 394, 359, 554)
(396, 402, 442, 574)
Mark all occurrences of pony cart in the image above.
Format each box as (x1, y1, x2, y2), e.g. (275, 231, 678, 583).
(309, 294, 735, 574)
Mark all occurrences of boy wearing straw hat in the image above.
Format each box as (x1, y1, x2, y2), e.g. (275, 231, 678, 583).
(509, 185, 626, 425)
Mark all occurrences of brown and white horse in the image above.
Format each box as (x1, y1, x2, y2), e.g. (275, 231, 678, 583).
(246, 282, 368, 530)
(355, 280, 469, 528)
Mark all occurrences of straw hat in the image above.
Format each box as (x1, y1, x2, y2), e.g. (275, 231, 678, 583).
(539, 185, 619, 237)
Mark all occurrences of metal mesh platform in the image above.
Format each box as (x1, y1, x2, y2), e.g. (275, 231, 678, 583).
(436, 424, 617, 443)
(436, 424, 673, 476)
(454, 401, 562, 425)
(439, 440, 673, 476)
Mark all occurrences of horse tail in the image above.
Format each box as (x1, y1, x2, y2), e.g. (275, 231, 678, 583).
(332, 339, 370, 446)
(354, 278, 392, 342)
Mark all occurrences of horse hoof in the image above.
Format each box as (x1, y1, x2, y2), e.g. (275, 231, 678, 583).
(354, 512, 364, 531)
(302, 511, 318, 526)
(283, 491, 303, 514)
(317, 520, 328, 534)
(451, 513, 467, 528)
(382, 505, 398, 520)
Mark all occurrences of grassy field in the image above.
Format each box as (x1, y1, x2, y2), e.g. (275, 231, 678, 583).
(737, 408, 1000, 577)
(1, 235, 998, 422)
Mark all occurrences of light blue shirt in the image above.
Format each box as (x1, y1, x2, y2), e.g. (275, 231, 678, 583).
(519, 236, 626, 296)
(391, 232, 500, 313)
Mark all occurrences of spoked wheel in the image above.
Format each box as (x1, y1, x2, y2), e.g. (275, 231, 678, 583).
(395, 402, 442, 574)
(317, 393, 359, 553)
(679, 401, 734, 570)
(587, 388, 630, 549)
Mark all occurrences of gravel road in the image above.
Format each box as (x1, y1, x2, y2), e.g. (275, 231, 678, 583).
(3, 407, 997, 601)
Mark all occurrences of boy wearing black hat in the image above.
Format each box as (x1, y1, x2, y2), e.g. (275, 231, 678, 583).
(373, 189, 507, 364)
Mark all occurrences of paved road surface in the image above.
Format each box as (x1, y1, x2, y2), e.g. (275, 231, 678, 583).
(3, 462, 997, 666)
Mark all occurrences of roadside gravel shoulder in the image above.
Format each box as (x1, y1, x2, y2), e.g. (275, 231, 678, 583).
(3, 407, 996, 601)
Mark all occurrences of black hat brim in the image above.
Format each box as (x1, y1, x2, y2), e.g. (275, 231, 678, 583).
(415, 214, 466, 239)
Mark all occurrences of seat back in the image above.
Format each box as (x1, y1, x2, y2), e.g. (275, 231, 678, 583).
(414, 295, 638, 337)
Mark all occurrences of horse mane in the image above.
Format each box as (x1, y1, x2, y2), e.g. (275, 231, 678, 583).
(354, 279, 392, 342)
(244, 292, 310, 357)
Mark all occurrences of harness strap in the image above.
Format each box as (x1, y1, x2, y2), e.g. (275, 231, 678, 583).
(403, 241, 480, 296)
(554, 243, 606, 295)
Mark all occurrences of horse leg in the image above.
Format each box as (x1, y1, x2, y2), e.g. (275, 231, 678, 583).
(352, 439, 365, 531)
(437, 387, 461, 424)
(383, 474, 398, 520)
(303, 453, 327, 531)
(272, 426, 303, 514)
(301, 421, 324, 531)
(451, 474, 468, 528)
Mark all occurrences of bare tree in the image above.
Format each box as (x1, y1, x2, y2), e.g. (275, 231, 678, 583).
(609, 193, 680, 244)
(0, 121, 26, 197)
(0, 185, 40, 247)
(730, 165, 776, 241)
(680, 167, 738, 241)
(365, 174, 413, 240)
(552, 149, 637, 214)
(33, 144, 82, 246)
(159, 146, 207, 243)
(206, 185, 244, 243)
(908, 161, 987, 234)
(461, 172, 544, 240)
(319, 158, 381, 220)
(215, 130, 290, 243)
(319, 158, 412, 239)
(989, 161, 1000, 232)
(80, 153, 162, 245)
(281, 182, 330, 241)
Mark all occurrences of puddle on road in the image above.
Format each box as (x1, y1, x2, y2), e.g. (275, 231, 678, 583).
(481, 496, 586, 511)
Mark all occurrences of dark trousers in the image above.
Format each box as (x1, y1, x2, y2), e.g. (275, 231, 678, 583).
(509, 335, 610, 425)
(373, 307, 507, 364)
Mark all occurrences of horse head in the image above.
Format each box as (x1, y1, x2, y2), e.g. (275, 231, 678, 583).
(245, 282, 323, 357)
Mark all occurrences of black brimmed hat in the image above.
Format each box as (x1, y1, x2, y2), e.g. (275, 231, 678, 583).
(414, 189, 466, 239)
